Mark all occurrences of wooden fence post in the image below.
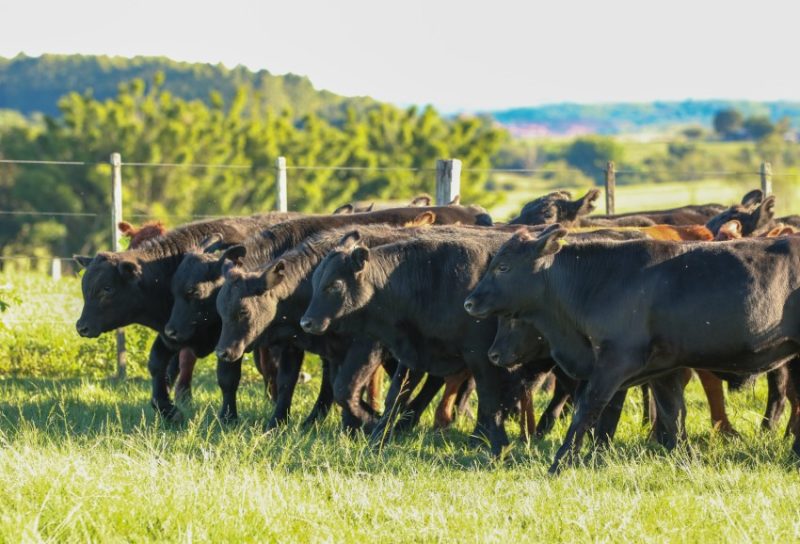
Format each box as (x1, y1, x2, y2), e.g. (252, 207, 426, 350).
(275, 157, 288, 212)
(435, 159, 462, 205)
(605, 161, 616, 215)
(761, 161, 772, 196)
(110, 152, 127, 380)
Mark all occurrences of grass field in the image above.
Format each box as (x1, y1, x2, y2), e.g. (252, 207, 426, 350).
(3, 268, 800, 540)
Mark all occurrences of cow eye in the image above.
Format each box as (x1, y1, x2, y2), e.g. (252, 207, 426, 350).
(497, 264, 509, 273)
(326, 280, 344, 293)
(238, 308, 248, 319)
(102, 286, 114, 295)
(186, 288, 197, 299)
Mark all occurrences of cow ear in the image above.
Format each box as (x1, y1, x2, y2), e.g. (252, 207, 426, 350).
(350, 246, 370, 272)
(73, 254, 94, 268)
(118, 221, 134, 236)
(333, 203, 354, 215)
(338, 230, 361, 248)
(575, 189, 600, 216)
(448, 194, 461, 206)
(741, 189, 764, 208)
(718, 220, 742, 240)
(199, 233, 225, 253)
(405, 211, 436, 227)
(220, 245, 247, 267)
(265, 259, 286, 289)
(118, 259, 142, 282)
(512, 228, 536, 242)
(536, 225, 568, 257)
(410, 194, 432, 207)
(757, 196, 777, 226)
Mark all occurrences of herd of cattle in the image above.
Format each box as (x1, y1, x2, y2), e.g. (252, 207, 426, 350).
(73, 188, 800, 473)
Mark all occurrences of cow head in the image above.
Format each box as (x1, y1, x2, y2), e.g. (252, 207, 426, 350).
(488, 316, 550, 368)
(300, 231, 374, 335)
(74, 251, 145, 337)
(509, 189, 599, 227)
(165, 236, 236, 342)
(464, 224, 567, 319)
(214, 256, 286, 363)
(706, 195, 776, 237)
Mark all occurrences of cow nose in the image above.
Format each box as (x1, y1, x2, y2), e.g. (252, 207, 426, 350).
(76, 323, 89, 337)
(299, 317, 314, 332)
(464, 299, 475, 313)
(164, 326, 178, 340)
(488, 350, 501, 366)
(216, 349, 230, 362)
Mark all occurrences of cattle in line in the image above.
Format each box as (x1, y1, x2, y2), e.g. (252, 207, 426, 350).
(214, 220, 475, 433)
(170, 206, 490, 425)
(74, 212, 298, 420)
(300, 226, 580, 454)
(465, 226, 800, 472)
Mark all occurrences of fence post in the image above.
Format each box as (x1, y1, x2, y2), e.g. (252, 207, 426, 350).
(50, 258, 61, 281)
(604, 161, 616, 215)
(760, 161, 772, 196)
(435, 159, 462, 205)
(110, 152, 127, 380)
(275, 156, 288, 212)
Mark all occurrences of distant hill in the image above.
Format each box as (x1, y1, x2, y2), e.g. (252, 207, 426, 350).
(489, 100, 800, 136)
(0, 53, 376, 121)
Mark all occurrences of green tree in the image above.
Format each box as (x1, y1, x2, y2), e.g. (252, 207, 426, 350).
(713, 108, 743, 138)
(564, 136, 624, 178)
(743, 115, 775, 140)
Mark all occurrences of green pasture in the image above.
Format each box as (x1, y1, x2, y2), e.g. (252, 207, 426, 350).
(1, 269, 799, 541)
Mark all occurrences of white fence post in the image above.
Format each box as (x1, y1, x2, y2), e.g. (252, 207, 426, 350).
(275, 157, 288, 212)
(605, 161, 616, 215)
(110, 152, 127, 380)
(50, 258, 61, 281)
(435, 159, 462, 205)
(761, 161, 772, 196)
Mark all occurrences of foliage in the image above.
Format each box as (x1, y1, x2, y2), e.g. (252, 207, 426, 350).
(564, 136, 624, 177)
(713, 108, 744, 138)
(0, 77, 506, 257)
(0, 53, 375, 122)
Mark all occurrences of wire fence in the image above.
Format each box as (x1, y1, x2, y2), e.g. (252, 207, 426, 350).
(0, 154, 790, 270)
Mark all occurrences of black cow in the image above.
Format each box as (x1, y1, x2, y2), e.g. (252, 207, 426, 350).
(509, 189, 727, 227)
(168, 207, 488, 423)
(214, 222, 441, 431)
(465, 225, 800, 472)
(73, 212, 297, 420)
(300, 226, 560, 455)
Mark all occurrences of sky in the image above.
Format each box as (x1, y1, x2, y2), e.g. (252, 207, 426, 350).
(2, 0, 799, 112)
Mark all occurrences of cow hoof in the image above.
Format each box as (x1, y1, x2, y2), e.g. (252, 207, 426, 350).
(218, 411, 238, 425)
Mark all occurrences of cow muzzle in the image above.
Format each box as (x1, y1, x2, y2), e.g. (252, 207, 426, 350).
(300, 316, 330, 335)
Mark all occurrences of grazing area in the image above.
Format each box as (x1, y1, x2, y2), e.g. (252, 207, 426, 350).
(1, 272, 800, 541)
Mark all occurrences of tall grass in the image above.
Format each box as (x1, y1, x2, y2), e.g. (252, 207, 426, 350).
(2, 273, 800, 541)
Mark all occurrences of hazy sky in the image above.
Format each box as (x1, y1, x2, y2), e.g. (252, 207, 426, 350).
(2, 0, 798, 111)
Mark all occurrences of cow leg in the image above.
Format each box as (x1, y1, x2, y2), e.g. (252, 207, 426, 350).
(535, 370, 575, 438)
(302, 358, 334, 429)
(395, 373, 446, 432)
(787, 361, 800, 455)
(434, 370, 471, 429)
(370, 364, 426, 447)
(591, 389, 628, 448)
(518, 386, 536, 443)
(334, 339, 385, 434)
(366, 366, 383, 413)
(216, 356, 242, 423)
(695, 369, 736, 435)
(550, 348, 639, 474)
(148, 337, 180, 421)
(166, 353, 180, 388)
(763, 365, 789, 431)
(649, 370, 688, 451)
(256, 345, 280, 401)
(174, 348, 197, 403)
(470, 365, 510, 457)
(640, 383, 658, 428)
(264, 344, 304, 431)
(455, 375, 476, 420)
